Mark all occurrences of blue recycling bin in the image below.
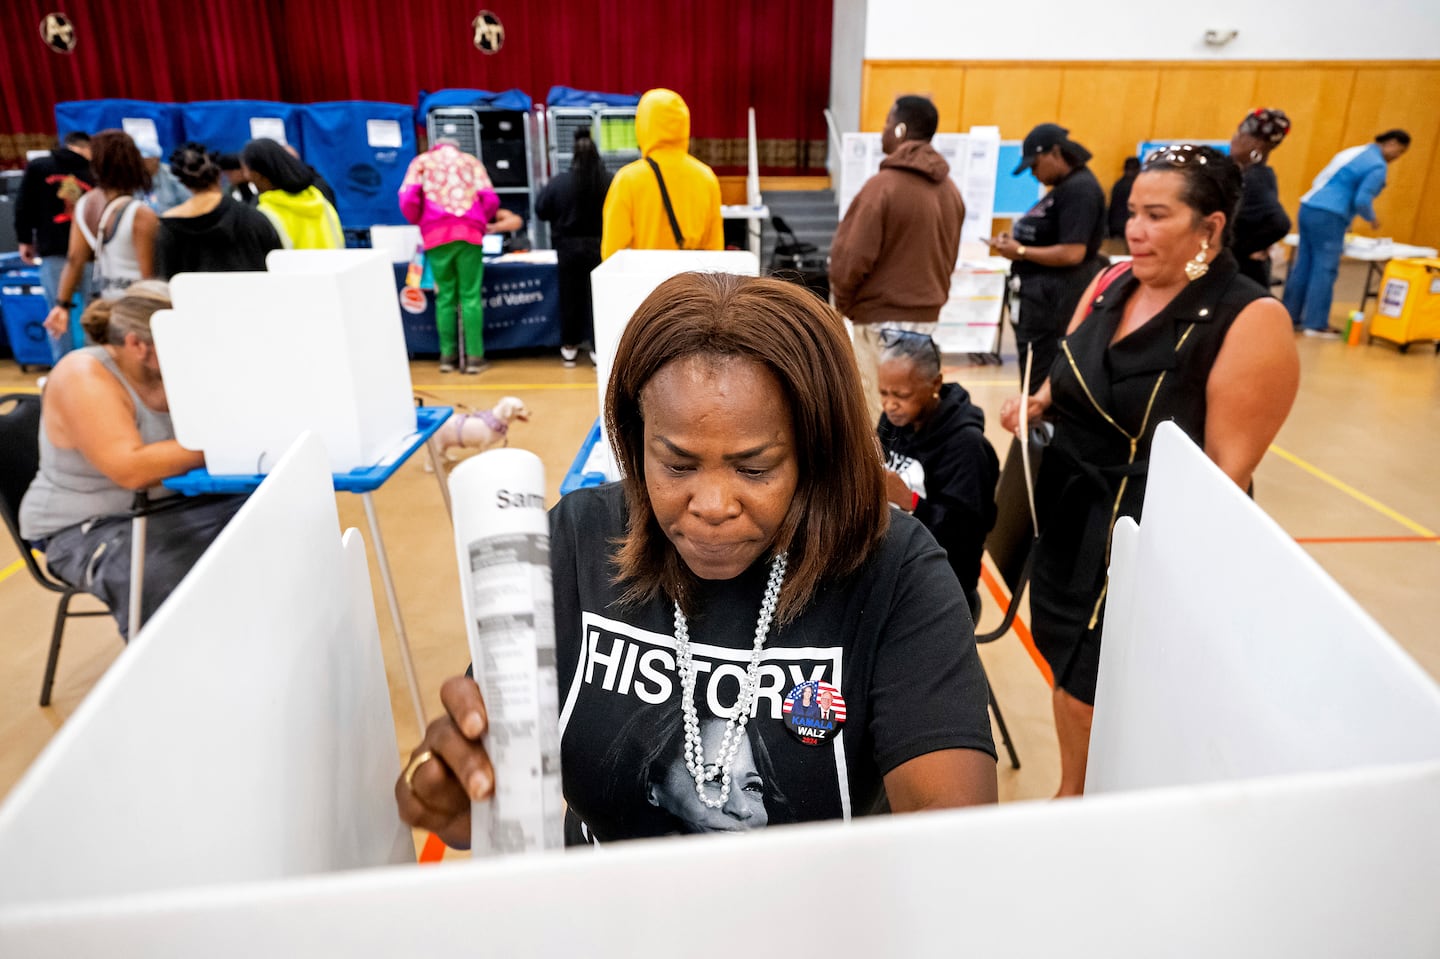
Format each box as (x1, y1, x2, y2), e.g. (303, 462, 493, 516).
(300, 102, 416, 230)
(180, 100, 304, 157)
(55, 100, 184, 156)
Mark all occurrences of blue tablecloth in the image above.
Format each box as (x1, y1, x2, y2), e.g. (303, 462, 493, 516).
(394, 258, 560, 356)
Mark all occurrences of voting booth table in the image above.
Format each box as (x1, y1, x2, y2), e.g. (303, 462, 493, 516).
(3, 342, 1440, 951)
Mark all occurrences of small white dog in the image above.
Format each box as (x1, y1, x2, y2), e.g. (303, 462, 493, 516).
(436, 396, 531, 460)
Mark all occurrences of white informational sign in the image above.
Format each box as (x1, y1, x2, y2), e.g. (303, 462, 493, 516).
(120, 118, 159, 154)
(1380, 278, 1408, 318)
(839, 128, 999, 252)
(837, 132, 882, 220)
(935, 257, 1009, 355)
(960, 126, 1001, 246)
(249, 116, 288, 145)
(366, 118, 403, 149)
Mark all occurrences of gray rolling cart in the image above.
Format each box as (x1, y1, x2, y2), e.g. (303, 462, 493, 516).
(426, 106, 545, 249)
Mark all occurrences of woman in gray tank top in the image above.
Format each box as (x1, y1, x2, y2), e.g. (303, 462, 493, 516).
(20, 282, 245, 640)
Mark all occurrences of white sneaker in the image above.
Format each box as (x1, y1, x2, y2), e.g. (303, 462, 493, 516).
(560, 346, 578, 368)
(1301, 327, 1343, 340)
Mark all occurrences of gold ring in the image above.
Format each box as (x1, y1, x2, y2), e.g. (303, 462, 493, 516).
(403, 749, 435, 792)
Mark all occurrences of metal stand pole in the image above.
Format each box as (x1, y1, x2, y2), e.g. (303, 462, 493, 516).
(363, 492, 427, 734)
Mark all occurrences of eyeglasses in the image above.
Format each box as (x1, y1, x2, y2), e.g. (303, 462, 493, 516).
(1144, 143, 1212, 166)
(878, 327, 941, 363)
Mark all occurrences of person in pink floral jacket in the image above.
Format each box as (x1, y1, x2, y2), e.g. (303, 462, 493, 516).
(399, 139, 501, 373)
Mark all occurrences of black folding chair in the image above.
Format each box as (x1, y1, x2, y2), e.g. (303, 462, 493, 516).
(0, 393, 115, 706)
(973, 430, 1049, 770)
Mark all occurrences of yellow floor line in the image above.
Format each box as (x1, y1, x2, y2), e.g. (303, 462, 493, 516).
(1269, 444, 1439, 541)
(412, 382, 595, 391)
(0, 557, 26, 585)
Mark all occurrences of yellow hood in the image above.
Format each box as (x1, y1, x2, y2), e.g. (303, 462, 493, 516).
(636, 88, 690, 156)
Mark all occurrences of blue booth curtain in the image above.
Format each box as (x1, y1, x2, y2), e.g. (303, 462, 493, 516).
(300, 102, 417, 229)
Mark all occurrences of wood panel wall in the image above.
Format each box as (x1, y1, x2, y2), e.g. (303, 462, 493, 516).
(861, 61, 1440, 246)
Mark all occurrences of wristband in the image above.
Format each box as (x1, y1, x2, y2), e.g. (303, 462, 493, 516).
(1016, 245, 1027, 259)
(56, 298, 75, 309)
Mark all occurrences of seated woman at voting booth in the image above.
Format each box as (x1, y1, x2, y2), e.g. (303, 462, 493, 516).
(19, 282, 246, 640)
(397, 273, 999, 848)
(241, 138, 343, 251)
(1000, 145, 1300, 798)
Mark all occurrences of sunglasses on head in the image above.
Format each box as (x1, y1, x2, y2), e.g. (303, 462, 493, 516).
(878, 327, 941, 362)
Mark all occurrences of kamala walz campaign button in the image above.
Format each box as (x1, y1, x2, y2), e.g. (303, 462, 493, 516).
(782, 680, 846, 745)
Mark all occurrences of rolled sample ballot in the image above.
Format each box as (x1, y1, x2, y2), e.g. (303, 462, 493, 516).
(448, 449, 564, 856)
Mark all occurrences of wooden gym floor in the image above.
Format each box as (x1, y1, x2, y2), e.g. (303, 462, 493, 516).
(1, 260, 1436, 857)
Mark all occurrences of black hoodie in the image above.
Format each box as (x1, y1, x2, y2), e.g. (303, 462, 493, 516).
(14, 147, 94, 257)
(155, 195, 283, 279)
(877, 382, 999, 596)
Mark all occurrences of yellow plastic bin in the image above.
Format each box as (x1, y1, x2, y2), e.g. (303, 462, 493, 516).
(1369, 257, 1440, 352)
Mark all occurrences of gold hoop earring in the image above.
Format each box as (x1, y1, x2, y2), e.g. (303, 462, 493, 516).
(1184, 239, 1211, 281)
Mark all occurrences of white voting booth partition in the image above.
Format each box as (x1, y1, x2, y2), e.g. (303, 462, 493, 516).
(583, 249, 760, 483)
(2, 764, 1437, 956)
(1089, 423, 1440, 791)
(153, 250, 416, 475)
(0, 433, 411, 913)
(591, 249, 760, 420)
(4, 427, 1440, 955)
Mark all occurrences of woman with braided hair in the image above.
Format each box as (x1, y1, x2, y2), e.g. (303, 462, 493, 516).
(154, 142, 283, 278)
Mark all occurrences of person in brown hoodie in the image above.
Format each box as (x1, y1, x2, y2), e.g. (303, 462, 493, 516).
(830, 96, 965, 411)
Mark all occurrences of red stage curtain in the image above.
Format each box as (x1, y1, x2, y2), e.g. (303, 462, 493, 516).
(0, 1, 282, 160)
(1, 0, 832, 174)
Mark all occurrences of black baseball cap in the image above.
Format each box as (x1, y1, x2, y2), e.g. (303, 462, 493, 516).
(1013, 123, 1091, 174)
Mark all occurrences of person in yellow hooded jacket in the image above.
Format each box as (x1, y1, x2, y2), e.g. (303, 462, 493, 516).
(241, 139, 343, 251)
(601, 89, 723, 260)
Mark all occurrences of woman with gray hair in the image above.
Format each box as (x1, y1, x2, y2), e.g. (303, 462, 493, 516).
(19, 281, 246, 639)
(875, 328, 998, 616)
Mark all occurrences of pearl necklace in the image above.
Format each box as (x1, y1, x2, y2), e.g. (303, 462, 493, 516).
(672, 552, 788, 809)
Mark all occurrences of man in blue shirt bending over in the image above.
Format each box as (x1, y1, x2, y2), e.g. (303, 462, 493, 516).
(1284, 129, 1410, 338)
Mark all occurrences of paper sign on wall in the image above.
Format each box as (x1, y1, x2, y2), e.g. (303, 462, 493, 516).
(250, 117, 288, 145)
(121, 118, 159, 153)
(366, 120, 403, 149)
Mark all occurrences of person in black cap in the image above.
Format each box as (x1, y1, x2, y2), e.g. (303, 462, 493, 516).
(990, 123, 1107, 392)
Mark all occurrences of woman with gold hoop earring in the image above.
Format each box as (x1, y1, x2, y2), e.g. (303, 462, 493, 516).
(999, 144, 1299, 798)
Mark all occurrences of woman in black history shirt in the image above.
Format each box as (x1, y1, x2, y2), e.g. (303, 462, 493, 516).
(397, 273, 998, 848)
(991, 123, 1108, 393)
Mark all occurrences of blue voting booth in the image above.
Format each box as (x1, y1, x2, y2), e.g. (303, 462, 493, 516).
(300, 102, 416, 230)
(54, 100, 184, 156)
(180, 100, 305, 157)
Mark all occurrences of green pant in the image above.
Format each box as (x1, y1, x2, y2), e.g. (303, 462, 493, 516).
(427, 240, 485, 359)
